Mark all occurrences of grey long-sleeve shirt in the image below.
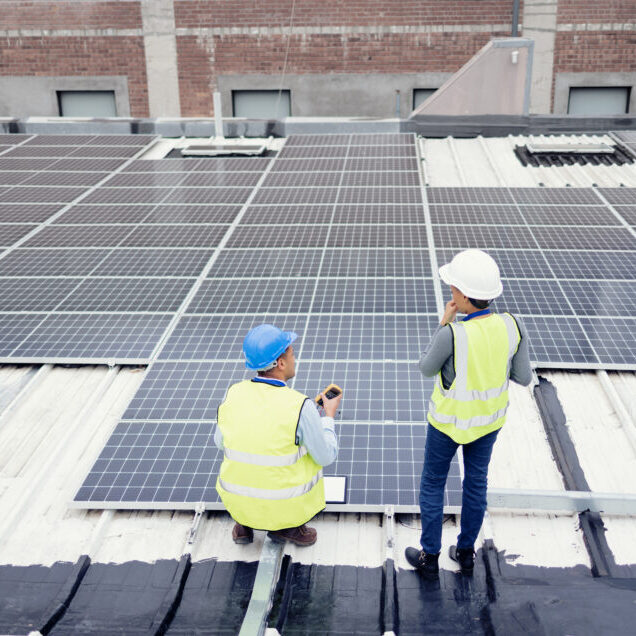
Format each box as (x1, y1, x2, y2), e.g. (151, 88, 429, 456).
(419, 314, 533, 389)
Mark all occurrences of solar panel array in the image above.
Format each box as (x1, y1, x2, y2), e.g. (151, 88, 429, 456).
(0, 134, 269, 363)
(612, 130, 636, 162)
(74, 133, 459, 511)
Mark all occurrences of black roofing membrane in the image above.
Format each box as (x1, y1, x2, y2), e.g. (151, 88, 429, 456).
(1, 555, 635, 634)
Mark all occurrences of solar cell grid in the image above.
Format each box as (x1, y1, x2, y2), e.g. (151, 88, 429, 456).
(0, 158, 58, 171)
(0, 313, 47, 356)
(516, 315, 598, 365)
(344, 158, 419, 172)
(179, 172, 262, 188)
(261, 172, 342, 188)
(11, 313, 173, 360)
(121, 224, 229, 248)
(278, 145, 349, 159)
(0, 224, 37, 246)
(47, 158, 126, 172)
(436, 249, 551, 279)
(106, 173, 187, 188)
(518, 205, 620, 226)
(293, 361, 433, 422)
(4, 146, 78, 158)
(122, 159, 199, 173)
(94, 248, 214, 277)
(241, 205, 334, 225)
(311, 278, 437, 313)
(57, 277, 195, 312)
(270, 158, 346, 172)
(23, 224, 133, 247)
(493, 279, 572, 315)
(0, 134, 32, 144)
(327, 224, 428, 248)
(158, 314, 308, 361)
(227, 224, 329, 248)
(347, 145, 415, 158)
(83, 188, 172, 205)
(350, 133, 415, 146)
(543, 250, 636, 280)
(0, 277, 80, 311)
(143, 205, 241, 224)
(0, 172, 32, 186)
(337, 187, 422, 205)
(69, 146, 140, 159)
(327, 422, 460, 507)
(122, 361, 249, 420)
(427, 188, 514, 205)
(301, 314, 438, 360)
(429, 204, 524, 225)
(559, 280, 636, 316)
(20, 172, 108, 187)
(190, 157, 272, 172)
(320, 248, 432, 278)
(0, 186, 87, 203)
(284, 134, 350, 147)
(332, 205, 425, 224)
(596, 188, 636, 205)
(55, 204, 151, 224)
(531, 226, 636, 251)
(510, 187, 600, 206)
(613, 206, 636, 226)
(22, 134, 96, 146)
(187, 278, 316, 314)
(432, 224, 536, 249)
(73, 420, 222, 505)
(208, 249, 323, 278)
(163, 187, 254, 205)
(578, 317, 636, 365)
(253, 187, 339, 205)
(0, 248, 110, 276)
(340, 172, 420, 188)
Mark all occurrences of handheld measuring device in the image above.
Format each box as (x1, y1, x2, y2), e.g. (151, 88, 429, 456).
(315, 384, 343, 407)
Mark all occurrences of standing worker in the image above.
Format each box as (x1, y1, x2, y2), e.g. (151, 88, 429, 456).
(215, 324, 341, 546)
(406, 249, 532, 578)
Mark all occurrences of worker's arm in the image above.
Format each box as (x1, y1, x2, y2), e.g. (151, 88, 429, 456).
(509, 317, 532, 386)
(213, 424, 224, 451)
(419, 324, 453, 377)
(296, 400, 339, 467)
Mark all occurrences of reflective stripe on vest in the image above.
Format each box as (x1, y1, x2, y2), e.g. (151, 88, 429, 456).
(428, 313, 519, 431)
(219, 469, 323, 500)
(224, 445, 308, 467)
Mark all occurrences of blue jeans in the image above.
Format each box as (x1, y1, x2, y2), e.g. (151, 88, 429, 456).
(419, 423, 499, 554)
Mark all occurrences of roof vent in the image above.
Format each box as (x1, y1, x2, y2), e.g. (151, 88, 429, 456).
(180, 143, 266, 157)
(515, 143, 633, 167)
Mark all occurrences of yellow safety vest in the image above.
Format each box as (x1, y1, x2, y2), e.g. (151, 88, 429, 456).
(427, 313, 521, 444)
(216, 379, 325, 530)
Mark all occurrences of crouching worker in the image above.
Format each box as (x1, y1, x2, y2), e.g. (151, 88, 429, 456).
(406, 250, 532, 578)
(215, 324, 341, 547)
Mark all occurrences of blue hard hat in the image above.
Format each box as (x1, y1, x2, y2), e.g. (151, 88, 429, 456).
(243, 324, 298, 370)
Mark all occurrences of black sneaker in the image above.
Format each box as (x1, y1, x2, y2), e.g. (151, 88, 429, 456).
(405, 547, 440, 579)
(449, 545, 474, 575)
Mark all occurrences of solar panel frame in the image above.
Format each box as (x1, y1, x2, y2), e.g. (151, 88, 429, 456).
(577, 317, 636, 366)
(0, 313, 48, 356)
(612, 205, 636, 226)
(0, 224, 38, 246)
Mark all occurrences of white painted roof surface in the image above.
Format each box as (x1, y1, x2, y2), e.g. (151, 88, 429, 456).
(0, 133, 634, 577)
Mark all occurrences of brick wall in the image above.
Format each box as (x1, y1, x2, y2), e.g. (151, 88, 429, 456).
(0, 36, 149, 116)
(0, 1, 142, 30)
(557, 0, 636, 24)
(174, 1, 517, 29)
(554, 32, 636, 73)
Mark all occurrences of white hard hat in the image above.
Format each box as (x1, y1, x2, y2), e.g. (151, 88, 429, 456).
(438, 249, 503, 300)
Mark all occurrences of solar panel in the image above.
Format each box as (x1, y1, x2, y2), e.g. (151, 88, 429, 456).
(0, 277, 81, 311)
(493, 279, 571, 315)
(0, 158, 59, 171)
(0, 313, 47, 356)
(436, 249, 550, 279)
(187, 278, 316, 313)
(0, 224, 37, 246)
(332, 205, 425, 224)
(22, 134, 97, 145)
(179, 172, 262, 188)
(4, 146, 78, 158)
(0, 172, 32, 186)
(241, 205, 334, 225)
(347, 145, 415, 158)
(350, 133, 415, 146)
(56, 277, 195, 312)
(578, 317, 636, 366)
(120, 224, 229, 248)
(23, 224, 133, 247)
(613, 205, 636, 226)
(519, 205, 620, 226)
(284, 134, 350, 147)
(301, 314, 438, 360)
(143, 204, 242, 224)
(208, 249, 323, 278)
(10, 313, 173, 361)
(83, 188, 172, 205)
(106, 173, 187, 188)
(311, 279, 437, 313)
(432, 225, 536, 249)
(278, 145, 349, 159)
(326, 422, 461, 508)
(559, 280, 636, 316)
(320, 249, 432, 277)
(543, 250, 636, 280)
(55, 204, 151, 224)
(48, 158, 125, 172)
(596, 188, 636, 205)
(0, 186, 87, 203)
(163, 187, 254, 205)
(253, 187, 339, 205)
(262, 172, 343, 188)
(510, 187, 601, 205)
(344, 158, 419, 172)
(69, 146, 141, 159)
(427, 187, 514, 205)
(158, 314, 308, 361)
(227, 224, 329, 248)
(530, 226, 635, 250)
(518, 315, 598, 366)
(327, 224, 428, 248)
(429, 204, 525, 225)
(340, 172, 421, 187)
(0, 134, 32, 144)
(0, 248, 110, 276)
(269, 158, 346, 172)
(293, 361, 433, 422)
(337, 187, 422, 205)
(122, 361, 249, 420)
(20, 172, 107, 187)
(94, 249, 214, 277)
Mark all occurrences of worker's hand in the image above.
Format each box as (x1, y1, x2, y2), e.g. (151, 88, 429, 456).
(441, 300, 458, 326)
(321, 391, 342, 418)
